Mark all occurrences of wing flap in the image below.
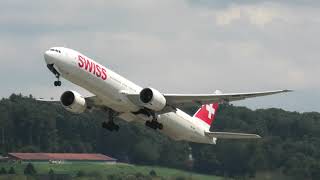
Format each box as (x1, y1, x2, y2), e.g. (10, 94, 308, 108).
(205, 132, 261, 139)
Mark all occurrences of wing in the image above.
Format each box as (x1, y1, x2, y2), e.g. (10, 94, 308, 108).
(37, 96, 144, 122)
(37, 96, 103, 108)
(164, 89, 292, 106)
(125, 89, 292, 109)
(205, 132, 261, 139)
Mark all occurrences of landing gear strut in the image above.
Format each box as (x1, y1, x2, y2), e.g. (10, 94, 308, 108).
(145, 112, 163, 130)
(102, 121, 119, 131)
(47, 64, 61, 87)
(102, 109, 120, 132)
(133, 109, 164, 130)
(145, 120, 163, 130)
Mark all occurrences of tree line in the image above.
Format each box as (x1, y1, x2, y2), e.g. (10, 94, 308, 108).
(0, 94, 320, 179)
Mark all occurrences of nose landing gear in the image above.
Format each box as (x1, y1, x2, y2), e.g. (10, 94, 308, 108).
(54, 74, 61, 87)
(47, 64, 62, 87)
(54, 79, 61, 87)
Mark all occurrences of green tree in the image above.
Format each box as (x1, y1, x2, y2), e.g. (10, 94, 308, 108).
(0, 167, 7, 174)
(24, 163, 36, 175)
(76, 170, 86, 177)
(49, 169, 55, 180)
(1, 94, 320, 179)
(131, 139, 160, 164)
(149, 169, 157, 177)
(8, 167, 15, 174)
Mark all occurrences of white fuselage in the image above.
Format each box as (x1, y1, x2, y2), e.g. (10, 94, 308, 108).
(44, 47, 215, 144)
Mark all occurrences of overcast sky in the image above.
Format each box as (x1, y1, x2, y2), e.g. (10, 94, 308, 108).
(1, 0, 319, 112)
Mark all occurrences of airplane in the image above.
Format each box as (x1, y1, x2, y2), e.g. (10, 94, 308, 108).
(41, 47, 291, 144)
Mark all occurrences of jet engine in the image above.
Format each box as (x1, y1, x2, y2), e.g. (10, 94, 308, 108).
(139, 87, 166, 111)
(60, 90, 87, 114)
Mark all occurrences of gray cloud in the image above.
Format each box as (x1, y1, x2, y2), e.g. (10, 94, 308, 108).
(0, 0, 319, 112)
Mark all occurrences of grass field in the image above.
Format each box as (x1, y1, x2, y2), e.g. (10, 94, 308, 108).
(0, 162, 222, 180)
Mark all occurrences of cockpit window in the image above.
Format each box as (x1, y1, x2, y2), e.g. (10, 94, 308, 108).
(49, 49, 61, 53)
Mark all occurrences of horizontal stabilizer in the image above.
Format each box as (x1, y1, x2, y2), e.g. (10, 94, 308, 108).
(205, 132, 261, 139)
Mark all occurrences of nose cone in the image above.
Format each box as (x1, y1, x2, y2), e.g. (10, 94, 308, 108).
(44, 50, 55, 64)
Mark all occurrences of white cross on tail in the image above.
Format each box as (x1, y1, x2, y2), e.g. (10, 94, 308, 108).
(205, 104, 215, 119)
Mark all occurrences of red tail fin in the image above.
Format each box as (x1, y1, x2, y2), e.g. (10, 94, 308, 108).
(193, 103, 219, 126)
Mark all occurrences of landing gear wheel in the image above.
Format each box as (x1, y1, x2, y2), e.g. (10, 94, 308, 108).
(102, 122, 109, 129)
(102, 110, 120, 132)
(102, 121, 119, 131)
(54, 81, 61, 86)
(145, 120, 163, 130)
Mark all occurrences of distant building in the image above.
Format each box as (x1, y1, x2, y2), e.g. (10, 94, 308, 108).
(8, 153, 116, 164)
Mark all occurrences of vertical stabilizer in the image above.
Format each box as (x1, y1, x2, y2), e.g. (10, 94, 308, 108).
(193, 103, 219, 131)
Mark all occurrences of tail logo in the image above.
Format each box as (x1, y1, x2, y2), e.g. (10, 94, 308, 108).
(206, 104, 216, 119)
(194, 103, 219, 126)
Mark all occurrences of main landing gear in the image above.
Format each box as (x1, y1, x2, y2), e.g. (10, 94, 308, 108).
(145, 120, 163, 130)
(133, 109, 163, 130)
(102, 109, 120, 132)
(102, 121, 120, 131)
(47, 64, 61, 87)
(145, 112, 163, 130)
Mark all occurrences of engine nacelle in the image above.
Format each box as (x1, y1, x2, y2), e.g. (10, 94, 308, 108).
(139, 87, 166, 111)
(60, 91, 87, 114)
